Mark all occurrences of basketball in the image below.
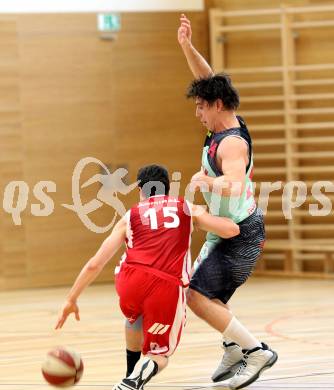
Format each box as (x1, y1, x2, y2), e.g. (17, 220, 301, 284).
(41, 347, 84, 387)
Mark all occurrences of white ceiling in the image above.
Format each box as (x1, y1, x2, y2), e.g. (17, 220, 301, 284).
(0, 0, 204, 13)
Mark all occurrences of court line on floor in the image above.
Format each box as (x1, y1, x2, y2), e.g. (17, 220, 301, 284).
(1, 384, 333, 390)
(265, 305, 334, 348)
(161, 370, 334, 389)
(1, 371, 333, 388)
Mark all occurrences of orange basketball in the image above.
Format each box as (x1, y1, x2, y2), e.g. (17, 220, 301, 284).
(42, 347, 84, 387)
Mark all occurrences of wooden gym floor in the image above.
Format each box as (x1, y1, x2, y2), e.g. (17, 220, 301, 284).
(0, 277, 333, 390)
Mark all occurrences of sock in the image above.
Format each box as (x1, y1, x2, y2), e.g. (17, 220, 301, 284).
(223, 317, 261, 350)
(126, 349, 141, 377)
(218, 302, 234, 345)
(126, 357, 158, 388)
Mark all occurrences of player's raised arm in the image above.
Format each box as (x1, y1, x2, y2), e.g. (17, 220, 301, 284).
(191, 204, 240, 238)
(55, 217, 127, 329)
(178, 14, 213, 79)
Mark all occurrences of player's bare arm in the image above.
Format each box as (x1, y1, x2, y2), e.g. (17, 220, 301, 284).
(191, 137, 248, 197)
(55, 217, 127, 329)
(191, 204, 240, 238)
(178, 14, 213, 79)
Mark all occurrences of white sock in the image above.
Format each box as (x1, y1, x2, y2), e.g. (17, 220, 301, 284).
(223, 317, 261, 350)
(221, 306, 234, 345)
(223, 335, 235, 345)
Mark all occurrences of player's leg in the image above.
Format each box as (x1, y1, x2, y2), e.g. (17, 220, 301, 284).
(120, 353, 168, 390)
(187, 290, 278, 389)
(125, 317, 143, 376)
(114, 276, 186, 390)
(210, 299, 244, 382)
(116, 261, 144, 376)
(187, 289, 277, 388)
(194, 235, 242, 379)
(115, 264, 147, 381)
(187, 289, 261, 349)
(190, 211, 277, 389)
(191, 239, 248, 381)
(227, 211, 277, 389)
(115, 356, 160, 390)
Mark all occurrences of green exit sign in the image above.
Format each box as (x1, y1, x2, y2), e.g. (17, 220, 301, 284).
(98, 13, 121, 32)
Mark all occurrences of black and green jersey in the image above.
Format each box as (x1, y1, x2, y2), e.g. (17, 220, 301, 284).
(201, 116, 256, 224)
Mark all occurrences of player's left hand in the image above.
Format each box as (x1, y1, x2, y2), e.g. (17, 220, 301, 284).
(55, 300, 80, 330)
(178, 14, 192, 46)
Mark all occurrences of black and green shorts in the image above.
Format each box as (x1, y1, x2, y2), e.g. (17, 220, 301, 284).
(190, 209, 265, 304)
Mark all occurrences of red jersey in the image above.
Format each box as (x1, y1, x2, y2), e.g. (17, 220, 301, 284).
(123, 195, 192, 286)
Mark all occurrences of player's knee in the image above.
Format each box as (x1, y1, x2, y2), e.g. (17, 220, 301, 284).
(125, 316, 143, 331)
(186, 288, 202, 313)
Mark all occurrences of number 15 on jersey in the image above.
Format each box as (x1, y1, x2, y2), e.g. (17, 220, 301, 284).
(143, 207, 180, 230)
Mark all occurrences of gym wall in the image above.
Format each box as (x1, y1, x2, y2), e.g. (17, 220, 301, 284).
(0, 12, 208, 289)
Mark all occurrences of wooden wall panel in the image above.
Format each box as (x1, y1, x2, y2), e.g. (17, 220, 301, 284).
(209, 0, 322, 10)
(0, 12, 208, 289)
(0, 16, 28, 289)
(14, 14, 118, 289)
(109, 12, 209, 273)
(208, 2, 334, 276)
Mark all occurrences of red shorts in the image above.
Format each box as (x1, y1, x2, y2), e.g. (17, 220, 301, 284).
(115, 263, 186, 356)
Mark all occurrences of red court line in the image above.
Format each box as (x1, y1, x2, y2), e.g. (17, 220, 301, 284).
(265, 306, 334, 348)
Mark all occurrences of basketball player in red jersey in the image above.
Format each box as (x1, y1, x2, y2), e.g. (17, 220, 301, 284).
(55, 165, 239, 390)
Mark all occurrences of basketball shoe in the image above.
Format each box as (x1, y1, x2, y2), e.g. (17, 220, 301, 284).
(112, 358, 158, 390)
(211, 342, 244, 382)
(229, 342, 278, 390)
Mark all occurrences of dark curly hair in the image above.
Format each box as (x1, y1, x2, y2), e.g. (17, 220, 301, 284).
(186, 73, 240, 111)
(137, 164, 170, 198)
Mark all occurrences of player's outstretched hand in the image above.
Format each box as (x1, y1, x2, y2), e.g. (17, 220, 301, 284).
(178, 13, 192, 46)
(55, 300, 80, 329)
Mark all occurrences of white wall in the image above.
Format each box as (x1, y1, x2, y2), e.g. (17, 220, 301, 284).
(0, 0, 204, 13)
